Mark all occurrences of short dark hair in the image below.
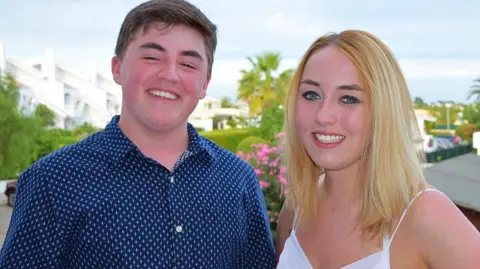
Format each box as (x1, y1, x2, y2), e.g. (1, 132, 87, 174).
(114, 0, 217, 76)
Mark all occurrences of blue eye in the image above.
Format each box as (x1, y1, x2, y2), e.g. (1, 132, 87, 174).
(342, 95, 359, 104)
(302, 91, 320, 100)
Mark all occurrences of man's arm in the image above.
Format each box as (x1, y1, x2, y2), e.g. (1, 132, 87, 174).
(0, 164, 65, 268)
(244, 171, 276, 269)
(275, 198, 294, 264)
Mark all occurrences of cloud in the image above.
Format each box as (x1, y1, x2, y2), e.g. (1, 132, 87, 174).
(400, 59, 480, 79)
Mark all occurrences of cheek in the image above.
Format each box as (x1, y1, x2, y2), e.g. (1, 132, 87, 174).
(121, 62, 152, 99)
(341, 107, 366, 138)
(294, 101, 314, 131)
(179, 73, 206, 96)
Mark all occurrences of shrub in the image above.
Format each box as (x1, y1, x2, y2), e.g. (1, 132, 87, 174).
(236, 136, 268, 153)
(200, 128, 256, 152)
(455, 123, 478, 142)
(257, 104, 284, 141)
(237, 132, 287, 237)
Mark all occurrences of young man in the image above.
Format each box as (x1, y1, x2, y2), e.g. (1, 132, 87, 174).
(0, 1, 276, 268)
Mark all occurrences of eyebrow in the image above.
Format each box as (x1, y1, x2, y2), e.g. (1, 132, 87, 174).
(300, 79, 362, 91)
(139, 42, 204, 61)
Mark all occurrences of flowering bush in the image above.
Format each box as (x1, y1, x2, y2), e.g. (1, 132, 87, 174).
(237, 132, 288, 232)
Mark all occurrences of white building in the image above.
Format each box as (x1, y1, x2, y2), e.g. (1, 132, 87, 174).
(189, 96, 250, 131)
(0, 41, 122, 130)
(415, 109, 437, 138)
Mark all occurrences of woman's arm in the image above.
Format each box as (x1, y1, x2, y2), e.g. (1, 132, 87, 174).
(411, 190, 480, 268)
(275, 198, 295, 264)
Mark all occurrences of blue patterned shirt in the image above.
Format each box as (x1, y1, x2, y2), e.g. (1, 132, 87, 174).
(0, 116, 276, 269)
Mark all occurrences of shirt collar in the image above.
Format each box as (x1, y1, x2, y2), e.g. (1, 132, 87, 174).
(101, 115, 216, 163)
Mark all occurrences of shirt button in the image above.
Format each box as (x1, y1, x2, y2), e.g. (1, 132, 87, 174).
(170, 176, 174, 183)
(175, 225, 183, 233)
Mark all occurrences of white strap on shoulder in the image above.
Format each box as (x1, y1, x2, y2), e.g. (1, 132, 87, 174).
(387, 188, 444, 247)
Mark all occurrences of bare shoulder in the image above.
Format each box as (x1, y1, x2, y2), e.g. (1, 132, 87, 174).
(406, 188, 480, 268)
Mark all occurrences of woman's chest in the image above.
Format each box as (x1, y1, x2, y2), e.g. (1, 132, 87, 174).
(295, 219, 426, 269)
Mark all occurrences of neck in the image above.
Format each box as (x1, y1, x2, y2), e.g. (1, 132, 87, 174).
(322, 161, 364, 210)
(118, 114, 189, 164)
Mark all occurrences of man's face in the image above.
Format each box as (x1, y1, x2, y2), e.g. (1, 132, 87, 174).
(112, 23, 210, 132)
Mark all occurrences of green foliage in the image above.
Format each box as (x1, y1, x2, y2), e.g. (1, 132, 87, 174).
(236, 134, 287, 240)
(220, 96, 235, 108)
(35, 103, 56, 127)
(0, 75, 42, 178)
(237, 52, 293, 116)
(455, 123, 478, 142)
(424, 121, 436, 134)
(236, 136, 268, 153)
(200, 128, 256, 152)
(257, 104, 285, 141)
(0, 74, 103, 178)
(467, 77, 480, 103)
(462, 103, 480, 124)
(72, 123, 101, 138)
(413, 97, 426, 108)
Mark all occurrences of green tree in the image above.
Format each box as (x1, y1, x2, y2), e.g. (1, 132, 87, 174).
(256, 102, 285, 141)
(220, 96, 235, 108)
(237, 52, 293, 117)
(35, 103, 56, 127)
(429, 103, 460, 126)
(463, 103, 480, 124)
(0, 75, 41, 178)
(467, 77, 480, 102)
(413, 97, 426, 108)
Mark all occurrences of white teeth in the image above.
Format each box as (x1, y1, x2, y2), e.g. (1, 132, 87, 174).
(148, 90, 178, 100)
(315, 134, 345, 143)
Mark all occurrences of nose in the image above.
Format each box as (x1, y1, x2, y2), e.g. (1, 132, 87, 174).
(315, 100, 337, 126)
(158, 62, 179, 83)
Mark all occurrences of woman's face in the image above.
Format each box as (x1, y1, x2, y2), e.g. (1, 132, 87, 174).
(295, 45, 369, 171)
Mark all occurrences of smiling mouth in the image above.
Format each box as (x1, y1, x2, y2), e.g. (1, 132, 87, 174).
(147, 89, 179, 100)
(314, 133, 346, 143)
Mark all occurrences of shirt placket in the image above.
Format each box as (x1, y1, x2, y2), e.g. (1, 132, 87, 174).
(167, 150, 195, 268)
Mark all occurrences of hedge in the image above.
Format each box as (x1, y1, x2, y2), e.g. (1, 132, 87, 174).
(236, 136, 268, 153)
(199, 128, 257, 152)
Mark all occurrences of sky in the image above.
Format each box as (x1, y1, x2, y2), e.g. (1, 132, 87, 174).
(1, 0, 479, 104)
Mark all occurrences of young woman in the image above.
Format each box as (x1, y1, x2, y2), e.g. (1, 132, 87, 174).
(276, 30, 480, 268)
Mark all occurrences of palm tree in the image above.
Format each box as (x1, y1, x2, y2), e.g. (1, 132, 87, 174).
(467, 77, 480, 103)
(237, 52, 293, 116)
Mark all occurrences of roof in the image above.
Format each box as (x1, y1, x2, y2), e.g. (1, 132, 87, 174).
(424, 153, 480, 212)
(415, 109, 437, 122)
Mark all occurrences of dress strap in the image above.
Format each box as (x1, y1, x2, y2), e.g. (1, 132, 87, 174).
(387, 188, 444, 247)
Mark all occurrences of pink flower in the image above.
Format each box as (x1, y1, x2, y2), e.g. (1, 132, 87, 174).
(275, 132, 285, 139)
(254, 169, 263, 175)
(278, 175, 287, 185)
(259, 181, 270, 189)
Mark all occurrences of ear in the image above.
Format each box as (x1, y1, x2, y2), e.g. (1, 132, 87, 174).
(199, 76, 210, 99)
(111, 56, 122, 85)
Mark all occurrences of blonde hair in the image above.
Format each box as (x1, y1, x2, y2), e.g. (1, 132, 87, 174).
(283, 30, 427, 238)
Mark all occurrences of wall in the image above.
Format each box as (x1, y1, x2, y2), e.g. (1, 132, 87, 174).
(188, 119, 213, 131)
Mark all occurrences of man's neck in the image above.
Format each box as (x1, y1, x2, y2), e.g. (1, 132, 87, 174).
(118, 115, 189, 169)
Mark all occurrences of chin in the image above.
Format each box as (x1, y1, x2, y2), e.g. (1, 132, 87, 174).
(145, 115, 184, 131)
(312, 154, 361, 172)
